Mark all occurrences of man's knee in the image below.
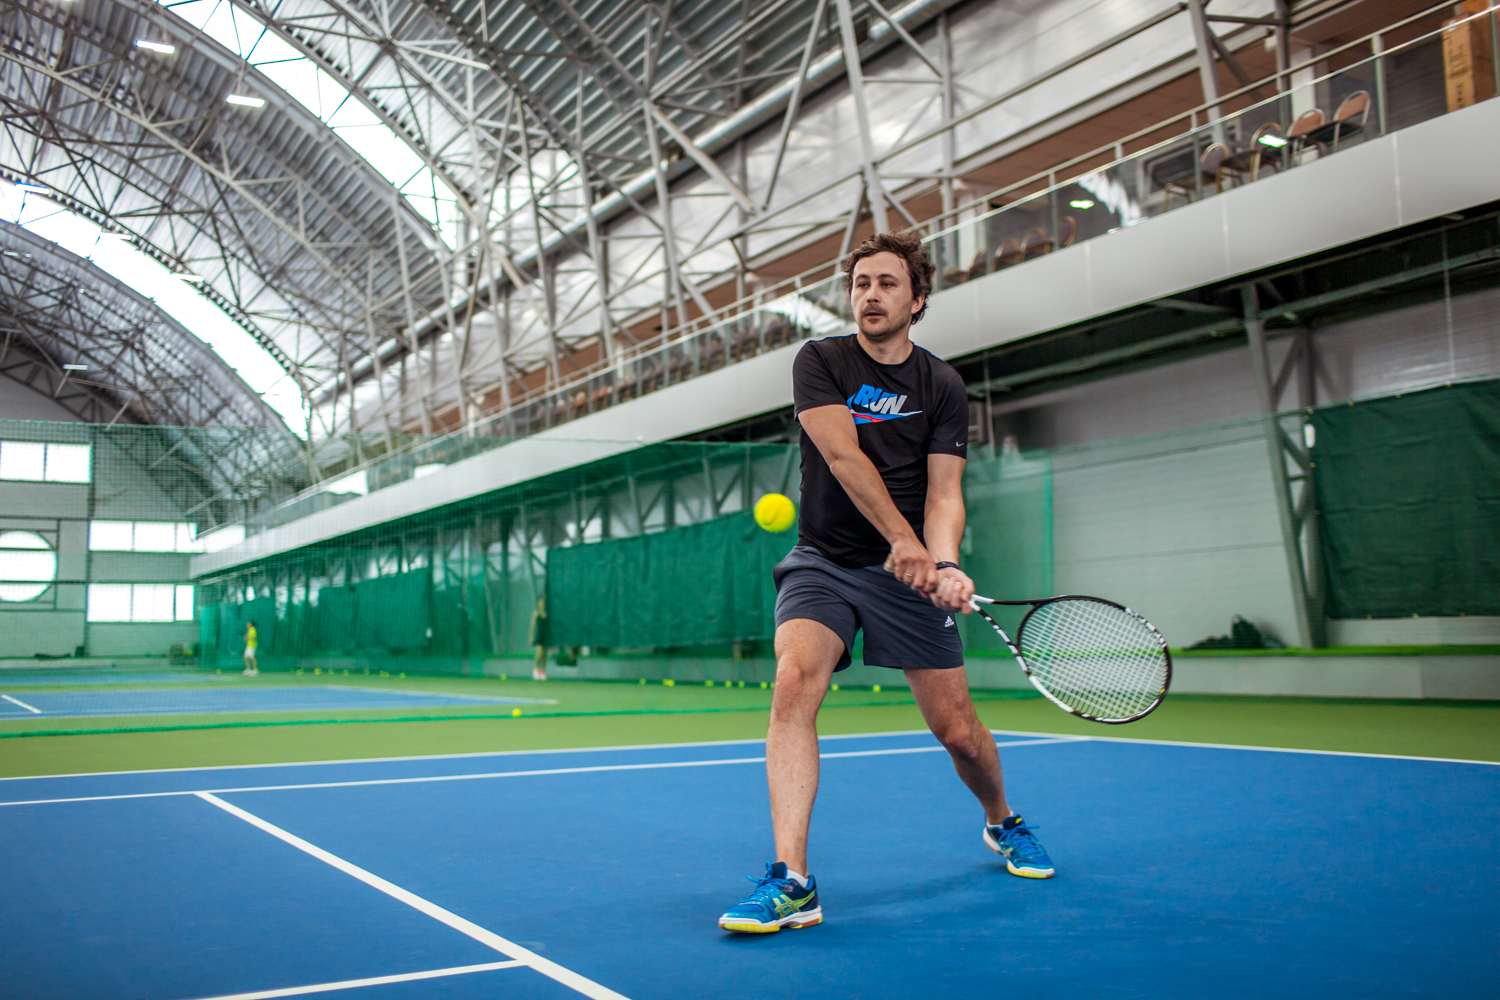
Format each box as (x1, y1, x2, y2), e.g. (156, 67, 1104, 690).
(932, 717, 986, 760)
(772, 655, 830, 706)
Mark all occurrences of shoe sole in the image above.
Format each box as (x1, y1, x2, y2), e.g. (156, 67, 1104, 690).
(983, 829, 1055, 879)
(719, 907, 823, 934)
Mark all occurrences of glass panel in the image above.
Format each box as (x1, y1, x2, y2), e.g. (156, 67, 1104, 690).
(0, 531, 55, 602)
(0, 441, 45, 481)
(86, 584, 133, 621)
(44, 443, 91, 482)
(89, 521, 135, 551)
(133, 522, 178, 552)
(175, 584, 195, 621)
(132, 584, 176, 622)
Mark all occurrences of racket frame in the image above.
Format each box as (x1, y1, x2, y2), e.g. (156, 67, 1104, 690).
(968, 594, 1172, 724)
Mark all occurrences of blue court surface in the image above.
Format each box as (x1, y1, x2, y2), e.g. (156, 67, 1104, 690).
(1, 731, 1494, 999)
(0, 672, 234, 686)
(0, 685, 551, 718)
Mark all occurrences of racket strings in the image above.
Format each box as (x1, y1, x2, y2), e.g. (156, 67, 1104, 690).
(1017, 599, 1168, 722)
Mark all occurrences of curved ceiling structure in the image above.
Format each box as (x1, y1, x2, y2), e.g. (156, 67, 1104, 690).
(0, 219, 286, 429)
(0, 0, 449, 437)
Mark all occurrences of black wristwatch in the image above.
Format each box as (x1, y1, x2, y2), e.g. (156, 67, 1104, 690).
(934, 561, 959, 571)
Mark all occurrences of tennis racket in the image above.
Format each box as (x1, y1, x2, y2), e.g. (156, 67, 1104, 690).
(885, 557, 1171, 723)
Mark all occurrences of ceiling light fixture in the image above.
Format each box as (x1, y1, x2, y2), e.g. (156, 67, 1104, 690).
(15, 182, 49, 194)
(63, 364, 89, 371)
(1069, 199, 1095, 209)
(135, 40, 176, 54)
(225, 94, 266, 108)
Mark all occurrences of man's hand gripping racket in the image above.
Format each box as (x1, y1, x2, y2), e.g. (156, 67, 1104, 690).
(884, 554, 1171, 724)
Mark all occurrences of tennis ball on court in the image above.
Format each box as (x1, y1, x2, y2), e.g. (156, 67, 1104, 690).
(512, 708, 521, 717)
(664, 678, 675, 687)
(831, 683, 839, 691)
(754, 493, 796, 533)
(873, 684, 881, 693)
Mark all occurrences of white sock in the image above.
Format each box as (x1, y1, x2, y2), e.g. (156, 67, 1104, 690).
(785, 867, 809, 888)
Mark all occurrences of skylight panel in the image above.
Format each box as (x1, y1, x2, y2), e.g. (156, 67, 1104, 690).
(158, 0, 461, 248)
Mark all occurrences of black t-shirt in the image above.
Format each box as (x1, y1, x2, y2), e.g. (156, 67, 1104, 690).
(792, 334, 969, 567)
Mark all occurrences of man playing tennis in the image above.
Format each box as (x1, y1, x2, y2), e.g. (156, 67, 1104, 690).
(719, 232, 1054, 935)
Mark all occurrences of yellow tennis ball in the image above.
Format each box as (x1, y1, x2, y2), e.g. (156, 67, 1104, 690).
(754, 493, 796, 533)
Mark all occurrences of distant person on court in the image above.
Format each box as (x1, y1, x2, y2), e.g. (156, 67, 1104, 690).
(718, 232, 1054, 935)
(242, 621, 259, 677)
(529, 598, 550, 681)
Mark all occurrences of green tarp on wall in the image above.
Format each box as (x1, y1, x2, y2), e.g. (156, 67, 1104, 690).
(546, 511, 796, 649)
(203, 568, 433, 662)
(1312, 380, 1500, 618)
(546, 449, 1056, 652)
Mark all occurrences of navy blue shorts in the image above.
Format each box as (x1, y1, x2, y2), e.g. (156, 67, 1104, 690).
(772, 546, 964, 672)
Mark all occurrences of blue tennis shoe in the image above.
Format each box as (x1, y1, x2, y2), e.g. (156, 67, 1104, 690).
(718, 862, 822, 933)
(984, 814, 1055, 878)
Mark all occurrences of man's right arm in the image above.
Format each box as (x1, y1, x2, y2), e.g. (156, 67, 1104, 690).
(798, 404, 939, 593)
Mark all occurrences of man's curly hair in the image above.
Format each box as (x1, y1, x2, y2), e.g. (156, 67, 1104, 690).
(841, 231, 935, 324)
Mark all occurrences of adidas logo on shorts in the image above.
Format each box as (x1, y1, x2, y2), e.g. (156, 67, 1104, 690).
(943, 616, 954, 627)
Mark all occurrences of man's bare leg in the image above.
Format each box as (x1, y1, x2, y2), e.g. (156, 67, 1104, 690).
(905, 666, 1010, 824)
(767, 619, 843, 875)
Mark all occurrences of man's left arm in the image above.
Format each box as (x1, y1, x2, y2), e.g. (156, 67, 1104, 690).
(923, 453, 976, 613)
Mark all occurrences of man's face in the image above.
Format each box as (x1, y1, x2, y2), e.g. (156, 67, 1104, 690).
(849, 251, 923, 341)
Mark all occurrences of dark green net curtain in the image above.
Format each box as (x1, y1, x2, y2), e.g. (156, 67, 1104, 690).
(1312, 379, 1500, 619)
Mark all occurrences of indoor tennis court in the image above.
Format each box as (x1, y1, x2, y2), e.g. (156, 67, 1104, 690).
(6, 1, 1500, 997)
(4, 728, 1495, 999)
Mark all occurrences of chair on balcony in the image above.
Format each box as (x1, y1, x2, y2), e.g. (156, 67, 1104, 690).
(965, 249, 990, 281)
(590, 381, 613, 409)
(1304, 91, 1369, 152)
(1056, 215, 1077, 248)
(1249, 122, 1284, 180)
(992, 238, 1023, 270)
(942, 266, 968, 287)
(731, 328, 759, 363)
(1160, 142, 1230, 210)
(1021, 227, 1052, 260)
(1287, 109, 1326, 157)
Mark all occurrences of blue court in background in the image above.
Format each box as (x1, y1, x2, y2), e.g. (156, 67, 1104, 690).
(1, 731, 1494, 999)
(0, 684, 550, 718)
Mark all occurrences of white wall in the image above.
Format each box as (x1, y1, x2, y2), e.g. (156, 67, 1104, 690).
(1048, 422, 1302, 649)
(0, 377, 80, 422)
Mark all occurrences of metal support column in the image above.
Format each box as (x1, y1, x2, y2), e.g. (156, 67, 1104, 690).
(1242, 285, 1317, 648)
(833, 0, 889, 234)
(1188, 0, 1226, 143)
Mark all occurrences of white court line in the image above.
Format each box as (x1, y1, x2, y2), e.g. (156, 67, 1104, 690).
(196, 792, 630, 1000)
(986, 727, 1500, 767)
(185, 960, 522, 1000)
(2, 694, 41, 714)
(0, 728, 940, 783)
(0, 739, 1079, 808)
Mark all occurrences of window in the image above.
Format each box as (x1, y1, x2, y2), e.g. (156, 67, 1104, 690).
(0, 531, 56, 601)
(0, 441, 90, 482)
(197, 524, 246, 553)
(87, 583, 196, 622)
(89, 521, 199, 552)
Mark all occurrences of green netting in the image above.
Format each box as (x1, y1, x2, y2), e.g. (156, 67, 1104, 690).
(957, 449, 1054, 651)
(546, 511, 796, 649)
(1312, 380, 1500, 618)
